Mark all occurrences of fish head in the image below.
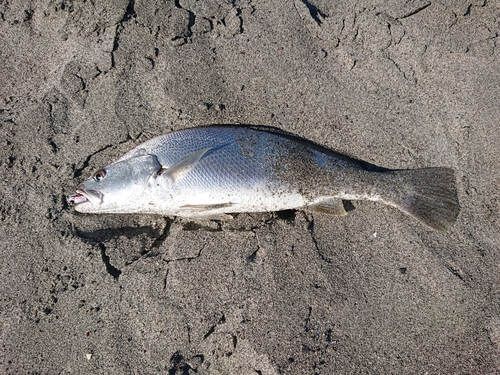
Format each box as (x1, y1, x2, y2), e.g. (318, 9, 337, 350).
(68, 154, 162, 213)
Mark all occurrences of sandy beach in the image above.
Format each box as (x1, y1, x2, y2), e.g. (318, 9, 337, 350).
(1, 1, 499, 373)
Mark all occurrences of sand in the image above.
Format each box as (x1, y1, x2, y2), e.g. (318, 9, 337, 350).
(1, 0, 499, 373)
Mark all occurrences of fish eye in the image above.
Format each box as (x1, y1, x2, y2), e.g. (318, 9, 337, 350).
(93, 169, 106, 182)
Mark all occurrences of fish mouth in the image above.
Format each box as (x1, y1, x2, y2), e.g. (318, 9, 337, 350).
(68, 188, 103, 207)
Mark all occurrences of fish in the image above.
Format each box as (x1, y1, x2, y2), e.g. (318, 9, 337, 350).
(68, 126, 459, 230)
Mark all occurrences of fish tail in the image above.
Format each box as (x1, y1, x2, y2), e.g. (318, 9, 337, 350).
(385, 167, 459, 230)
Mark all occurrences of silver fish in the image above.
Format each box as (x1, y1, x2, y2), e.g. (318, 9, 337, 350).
(68, 126, 459, 230)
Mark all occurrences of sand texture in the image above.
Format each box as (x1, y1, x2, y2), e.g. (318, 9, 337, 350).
(1, 0, 499, 373)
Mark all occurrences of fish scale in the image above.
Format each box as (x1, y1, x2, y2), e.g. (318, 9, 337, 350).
(132, 128, 267, 189)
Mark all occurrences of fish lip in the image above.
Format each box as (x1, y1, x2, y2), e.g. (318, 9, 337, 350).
(68, 191, 88, 206)
(68, 188, 103, 206)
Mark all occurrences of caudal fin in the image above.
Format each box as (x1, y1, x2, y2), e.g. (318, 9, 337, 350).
(386, 168, 459, 231)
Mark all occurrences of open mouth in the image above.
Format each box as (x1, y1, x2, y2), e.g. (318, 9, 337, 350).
(68, 191, 88, 205)
(68, 189, 103, 206)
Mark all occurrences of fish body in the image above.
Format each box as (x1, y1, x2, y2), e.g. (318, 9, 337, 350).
(69, 126, 459, 230)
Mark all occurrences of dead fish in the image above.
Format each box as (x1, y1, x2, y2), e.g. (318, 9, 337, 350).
(68, 126, 459, 230)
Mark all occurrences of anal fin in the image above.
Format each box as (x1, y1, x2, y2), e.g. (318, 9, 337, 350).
(308, 198, 347, 216)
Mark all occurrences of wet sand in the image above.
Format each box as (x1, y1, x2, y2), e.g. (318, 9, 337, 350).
(1, 1, 499, 373)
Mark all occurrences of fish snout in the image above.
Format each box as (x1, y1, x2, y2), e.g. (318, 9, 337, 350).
(68, 188, 103, 206)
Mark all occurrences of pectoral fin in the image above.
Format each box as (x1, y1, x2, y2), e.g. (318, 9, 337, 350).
(161, 147, 211, 182)
(308, 198, 347, 216)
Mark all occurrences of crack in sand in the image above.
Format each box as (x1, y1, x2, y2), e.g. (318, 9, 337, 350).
(98, 243, 122, 280)
(73, 132, 143, 178)
(396, 1, 431, 20)
(303, 212, 332, 264)
(111, 0, 137, 68)
(172, 0, 195, 44)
